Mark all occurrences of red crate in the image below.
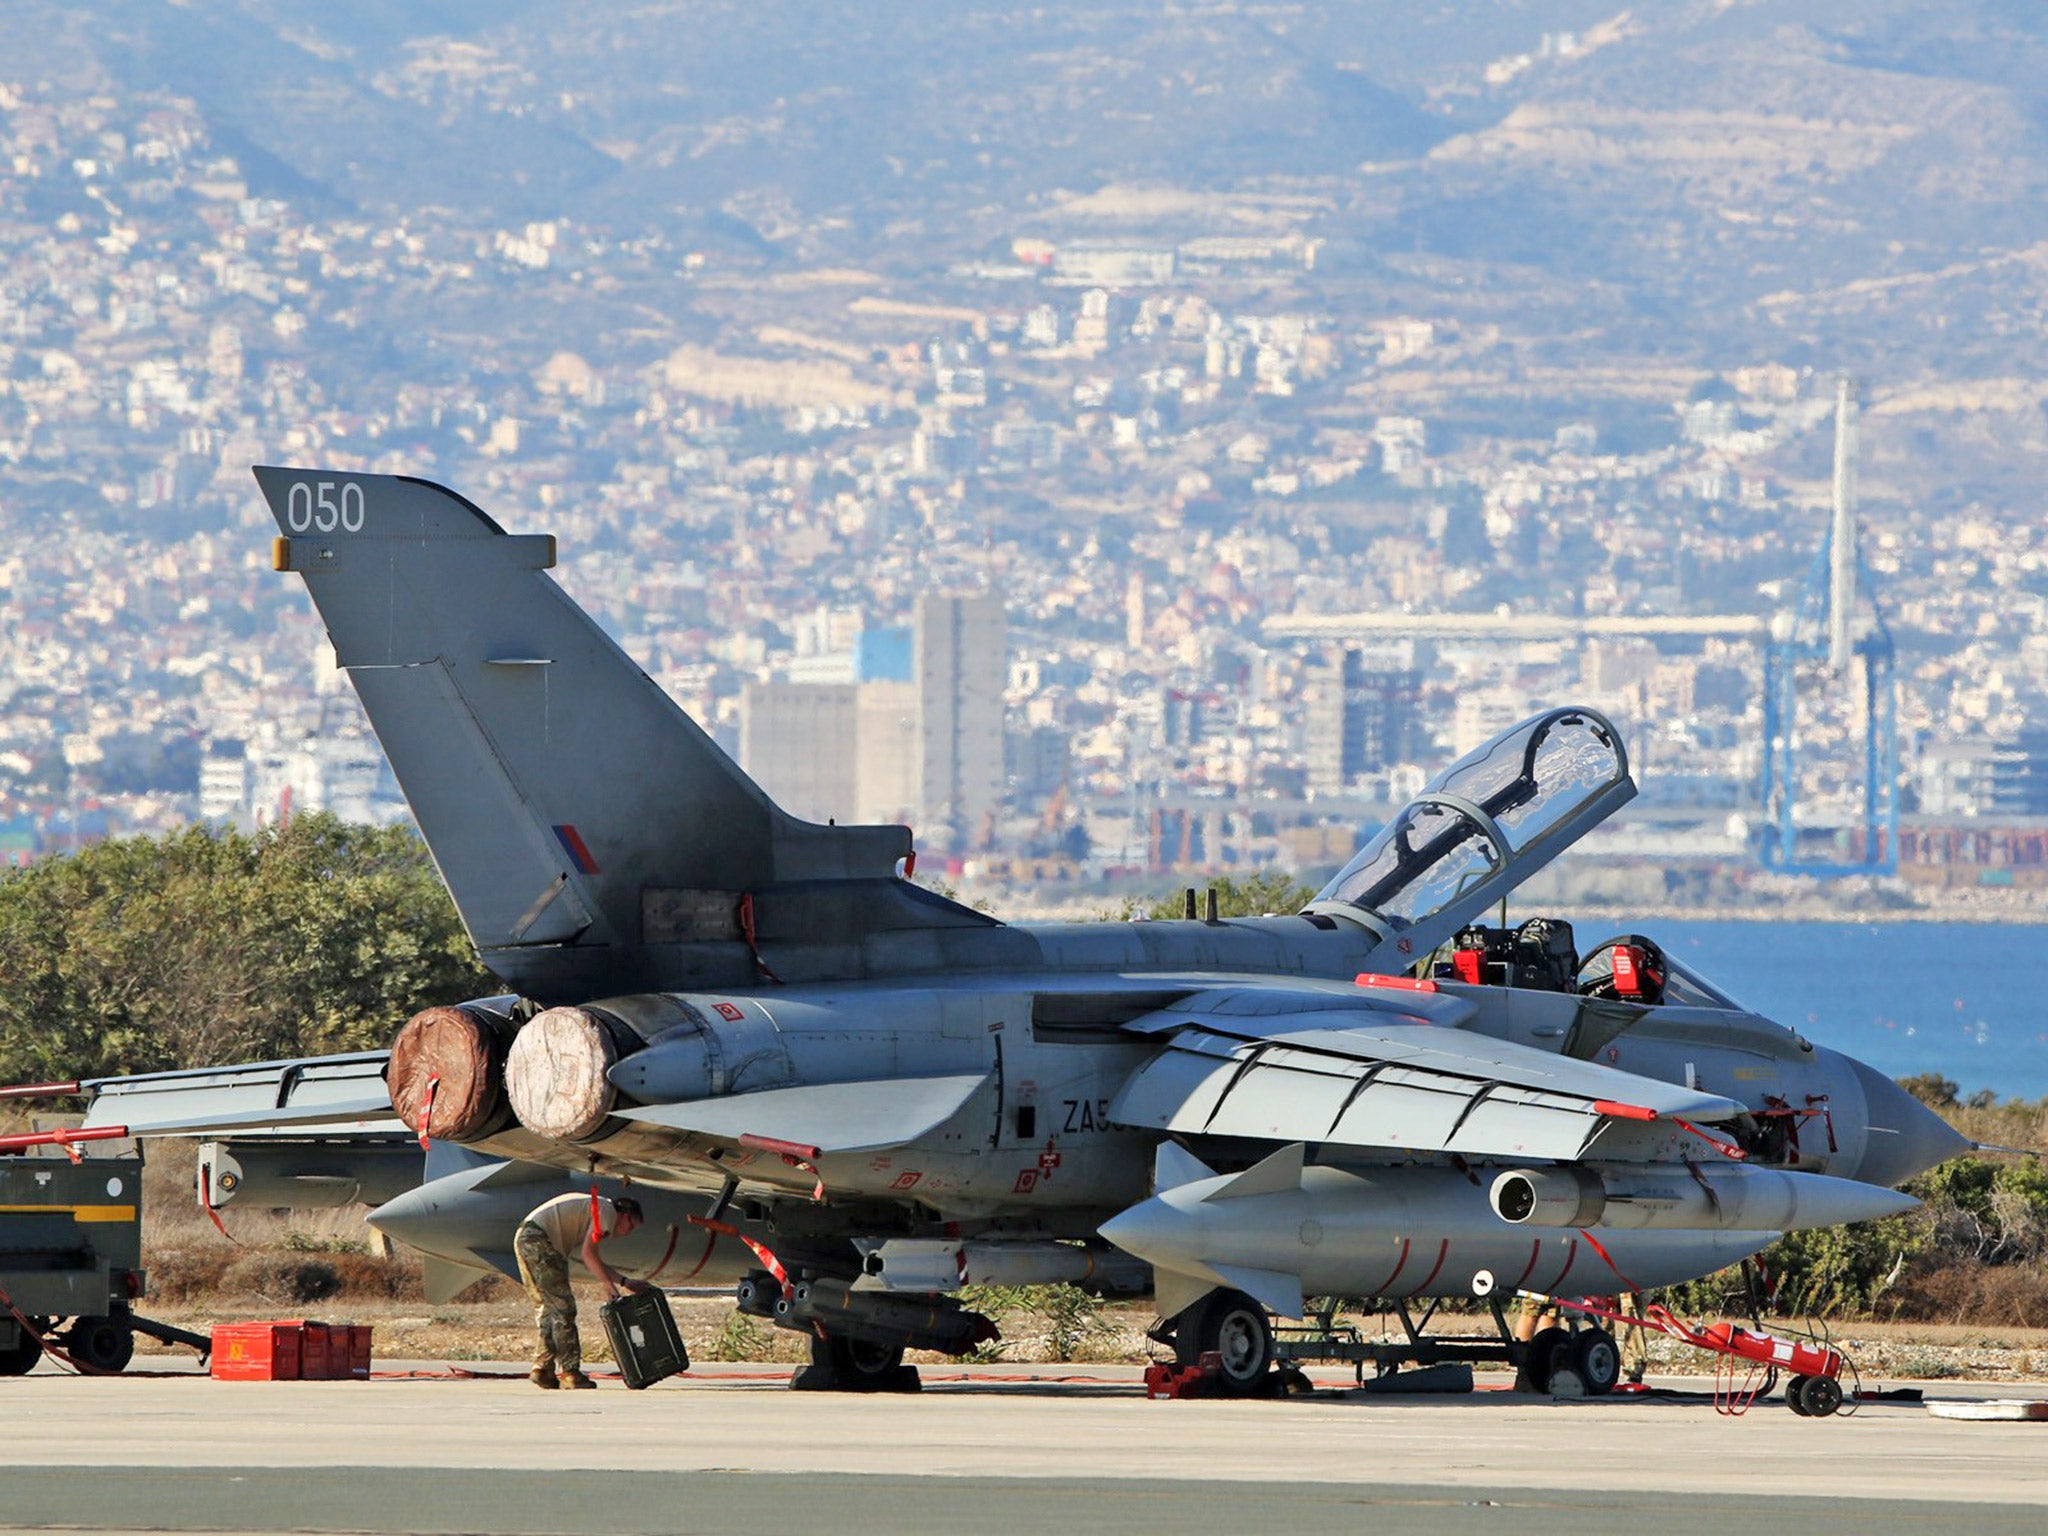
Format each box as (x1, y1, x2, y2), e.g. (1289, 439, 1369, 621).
(274, 1319, 337, 1378)
(343, 1325, 372, 1380)
(210, 1323, 303, 1381)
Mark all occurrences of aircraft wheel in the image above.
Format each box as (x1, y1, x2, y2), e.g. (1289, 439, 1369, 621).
(65, 1315, 135, 1374)
(0, 1327, 43, 1376)
(817, 1333, 907, 1392)
(1784, 1373, 1812, 1415)
(1519, 1326, 1572, 1394)
(1796, 1374, 1843, 1418)
(1175, 1289, 1273, 1396)
(1571, 1328, 1622, 1396)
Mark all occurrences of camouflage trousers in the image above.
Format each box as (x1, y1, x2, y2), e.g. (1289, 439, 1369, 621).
(514, 1221, 582, 1374)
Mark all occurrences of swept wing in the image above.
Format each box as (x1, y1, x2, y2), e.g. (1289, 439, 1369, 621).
(79, 1053, 400, 1139)
(1110, 990, 1743, 1162)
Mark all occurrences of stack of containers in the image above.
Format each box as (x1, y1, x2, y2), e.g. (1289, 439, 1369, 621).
(209, 1321, 372, 1380)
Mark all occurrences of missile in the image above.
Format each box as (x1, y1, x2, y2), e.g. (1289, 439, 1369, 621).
(367, 1151, 756, 1301)
(858, 1238, 1151, 1294)
(775, 1275, 999, 1355)
(1489, 1163, 1919, 1234)
(198, 1137, 423, 1210)
(1099, 1143, 1781, 1320)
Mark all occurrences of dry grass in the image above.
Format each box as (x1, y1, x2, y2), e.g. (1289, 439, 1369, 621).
(1891, 1264, 2048, 1330)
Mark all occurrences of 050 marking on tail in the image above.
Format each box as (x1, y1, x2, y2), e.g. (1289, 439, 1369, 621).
(285, 479, 366, 534)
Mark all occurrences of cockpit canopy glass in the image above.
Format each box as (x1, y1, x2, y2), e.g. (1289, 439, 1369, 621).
(1314, 708, 1628, 928)
(1577, 936, 1748, 1012)
(1314, 797, 1500, 929)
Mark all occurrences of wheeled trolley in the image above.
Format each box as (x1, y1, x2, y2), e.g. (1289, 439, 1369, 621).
(1159, 1288, 1624, 1398)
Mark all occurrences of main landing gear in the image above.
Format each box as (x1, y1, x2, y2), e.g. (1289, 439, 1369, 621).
(792, 1332, 922, 1394)
(1517, 1320, 1623, 1396)
(736, 1268, 996, 1393)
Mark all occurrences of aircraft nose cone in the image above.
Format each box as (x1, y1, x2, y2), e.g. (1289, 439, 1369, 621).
(1849, 1058, 1971, 1187)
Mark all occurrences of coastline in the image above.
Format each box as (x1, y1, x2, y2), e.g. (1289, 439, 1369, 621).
(989, 892, 2048, 926)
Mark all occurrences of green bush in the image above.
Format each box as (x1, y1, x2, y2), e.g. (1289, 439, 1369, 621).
(0, 815, 492, 1083)
(1652, 1148, 2048, 1323)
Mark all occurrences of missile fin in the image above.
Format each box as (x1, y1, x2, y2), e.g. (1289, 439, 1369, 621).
(422, 1253, 496, 1304)
(1154, 1140, 1218, 1192)
(1204, 1142, 1304, 1201)
(1207, 1263, 1304, 1320)
(422, 1140, 496, 1183)
(1152, 1266, 1218, 1322)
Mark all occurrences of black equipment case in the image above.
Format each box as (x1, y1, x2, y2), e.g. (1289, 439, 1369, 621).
(599, 1289, 690, 1389)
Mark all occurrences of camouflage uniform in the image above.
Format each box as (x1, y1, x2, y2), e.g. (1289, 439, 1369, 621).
(514, 1219, 583, 1375)
(1617, 1290, 1649, 1384)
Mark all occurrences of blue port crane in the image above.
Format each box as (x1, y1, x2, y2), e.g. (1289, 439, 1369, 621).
(1759, 379, 1899, 875)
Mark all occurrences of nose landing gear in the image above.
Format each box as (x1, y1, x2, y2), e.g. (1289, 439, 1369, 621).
(1171, 1289, 1275, 1397)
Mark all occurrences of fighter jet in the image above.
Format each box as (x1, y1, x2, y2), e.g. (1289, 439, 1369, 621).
(80, 468, 1967, 1393)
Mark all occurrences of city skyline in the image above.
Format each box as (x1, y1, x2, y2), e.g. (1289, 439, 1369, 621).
(5, 10, 2048, 912)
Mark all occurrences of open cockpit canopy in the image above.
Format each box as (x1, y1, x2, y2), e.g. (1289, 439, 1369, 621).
(1308, 707, 1634, 954)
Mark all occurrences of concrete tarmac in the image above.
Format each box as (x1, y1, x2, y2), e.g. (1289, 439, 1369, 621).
(4, 1361, 2045, 1534)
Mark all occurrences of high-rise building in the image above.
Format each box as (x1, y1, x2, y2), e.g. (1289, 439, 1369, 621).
(737, 606, 1005, 841)
(916, 593, 1007, 849)
(1006, 725, 1070, 802)
(242, 731, 394, 825)
(198, 738, 248, 823)
(1305, 650, 1423, 794)
(1917, 733, 2048, 818)
(854, 680, 919, 825)
(739, 681, 859, 823)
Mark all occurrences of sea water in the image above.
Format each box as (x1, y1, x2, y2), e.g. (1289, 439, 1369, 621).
(1633, 921, 2048, 1100)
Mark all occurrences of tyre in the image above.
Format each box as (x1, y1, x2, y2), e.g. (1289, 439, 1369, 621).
(65, 1315, 135, 1374)
(0, 1328, 43, 1377)
(1174, 1289, 1274, 1397)
(1797, 1374, 1843, 1418)
(1519, 1325, 1572, 1394)
(1785, 1373, 1812, 1415)
(1571, 1328, 1622, 1396)
(817, 1333, 906, 1392)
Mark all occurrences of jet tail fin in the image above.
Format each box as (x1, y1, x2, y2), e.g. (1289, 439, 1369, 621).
(255, 468, 972, 996)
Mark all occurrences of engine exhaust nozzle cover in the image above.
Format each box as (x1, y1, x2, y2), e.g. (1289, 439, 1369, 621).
(388, 1004, 509, 1142)
(506, 1005, 631, 1141)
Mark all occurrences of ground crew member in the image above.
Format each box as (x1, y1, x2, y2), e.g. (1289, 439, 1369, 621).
(1618, 1290, 1650, 1385)
(514, 1191, 648, 1389)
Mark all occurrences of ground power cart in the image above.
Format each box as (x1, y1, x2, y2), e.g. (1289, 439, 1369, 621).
(0, 1139, 147, 1373)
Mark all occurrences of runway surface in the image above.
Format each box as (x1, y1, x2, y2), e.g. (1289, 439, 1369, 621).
(5, 1362, 2044, 1534)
